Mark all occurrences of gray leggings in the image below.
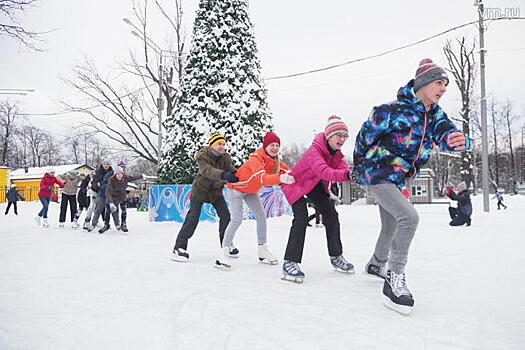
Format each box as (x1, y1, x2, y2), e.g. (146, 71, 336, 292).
(367, 183, 419, 274)
(222, 188, 267, 247)
(90, 196, 107, 227)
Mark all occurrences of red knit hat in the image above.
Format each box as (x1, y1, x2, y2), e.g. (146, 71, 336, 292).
(324, 115, 348, 140)
(263, 131, 281, 148)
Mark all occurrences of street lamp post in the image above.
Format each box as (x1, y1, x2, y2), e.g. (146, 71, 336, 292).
(475, 0, 490, 212)
(157, 54, 164, 164)
(124, 18, 184, 165)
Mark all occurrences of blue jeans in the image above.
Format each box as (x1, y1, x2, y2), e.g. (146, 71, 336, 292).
(38, 196, 51, 218)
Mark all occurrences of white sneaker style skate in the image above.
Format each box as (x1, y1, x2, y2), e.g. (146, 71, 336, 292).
(258, 244, 278, 265)
(58, 223, 64, 228)
(214, 246, 232, 271)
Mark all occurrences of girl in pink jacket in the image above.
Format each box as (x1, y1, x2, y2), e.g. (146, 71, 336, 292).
(281, 116, 355, 283)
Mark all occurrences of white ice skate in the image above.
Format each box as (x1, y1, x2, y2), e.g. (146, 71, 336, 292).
(258, 244, 278, 265)
(214, 246, 232, 271)
(58, 223, 64, 228)
(72, 221, 79, 229)
(34, 216, 41, 226)
(42, 218, 50, 228)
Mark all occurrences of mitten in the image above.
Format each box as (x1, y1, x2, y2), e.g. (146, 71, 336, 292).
(221, 171, 239, 183)
(279, 174, 295, 184)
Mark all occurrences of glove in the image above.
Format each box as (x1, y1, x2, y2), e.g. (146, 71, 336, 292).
(109, 203, 117, 212)
(279, 174, 295, 184)
(402, 187, 410, 199)
(47, 185, 54, 190)
(445, 186, 454, 197)
(221, 171, 239, 183)
(347, 170, 359, 183)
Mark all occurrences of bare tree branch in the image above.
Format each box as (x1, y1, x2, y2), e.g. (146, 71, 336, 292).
(0, 0, 46, 50)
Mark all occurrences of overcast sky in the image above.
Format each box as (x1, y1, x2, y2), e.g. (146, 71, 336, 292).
(1, 0, 524, 157)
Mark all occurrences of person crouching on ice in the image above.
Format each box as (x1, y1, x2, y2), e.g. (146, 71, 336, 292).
(280, 116, 356, 283)
(215, 131, 295, 270)
(171, 133, 239, 262)
(353, 58, 470, 315)
(445, 182, 472, 226)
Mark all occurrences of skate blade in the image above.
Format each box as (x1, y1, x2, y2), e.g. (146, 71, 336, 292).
(170, 255, 189, 263)
(333, 267, 355, 274)
(259, 258, 278, 265)
(228, 254, 240, 259)
(281, 275, 304, 283)
(382, 295, 412, 315)
(214, 261, 231, 271)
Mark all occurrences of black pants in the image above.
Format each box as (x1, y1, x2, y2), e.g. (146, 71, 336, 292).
(284, 182, 343, 263)
(173, 196, 230, 251)
(104, 202, 127, 226)
(497, 200, 507, 209)
(448, 207, 471, 226)
(59, 194, 78, 223)
(5, 201, 17, 215)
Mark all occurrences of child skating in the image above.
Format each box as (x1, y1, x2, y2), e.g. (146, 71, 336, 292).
(353, 58, 470, 314)
(171, 133, 239, 262)
(215, 131, 295, 269)
(281, 116, 355, 283)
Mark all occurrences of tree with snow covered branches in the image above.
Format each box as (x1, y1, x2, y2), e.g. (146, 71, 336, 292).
(443, 38, 476, 191)
(158, 0, 273, 184)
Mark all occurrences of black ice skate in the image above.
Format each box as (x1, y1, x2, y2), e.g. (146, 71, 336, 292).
(382, 270, 414, 315)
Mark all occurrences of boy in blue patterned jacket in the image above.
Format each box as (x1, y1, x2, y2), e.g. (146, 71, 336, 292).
(353, 58, 470, 315)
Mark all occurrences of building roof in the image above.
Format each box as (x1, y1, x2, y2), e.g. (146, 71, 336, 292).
(10, 164, 94, 180)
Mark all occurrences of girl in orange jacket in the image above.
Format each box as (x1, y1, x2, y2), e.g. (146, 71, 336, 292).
(215, 132, 295, 269)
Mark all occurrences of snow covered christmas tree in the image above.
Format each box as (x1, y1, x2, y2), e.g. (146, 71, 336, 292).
(158, 0, 273, 184)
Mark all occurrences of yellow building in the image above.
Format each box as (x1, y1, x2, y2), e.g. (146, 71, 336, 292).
(0, 166, 9, 203)
(8, 164, 95, 202)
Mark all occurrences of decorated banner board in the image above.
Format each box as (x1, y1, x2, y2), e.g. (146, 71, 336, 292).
(149, 185, 292, 222)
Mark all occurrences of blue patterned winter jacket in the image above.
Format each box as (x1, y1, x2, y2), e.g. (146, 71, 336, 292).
(353, 79, 470, 188)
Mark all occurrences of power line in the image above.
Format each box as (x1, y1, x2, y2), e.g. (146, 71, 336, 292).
(265, 17, 525, 81)
(270, 66, 413, 94)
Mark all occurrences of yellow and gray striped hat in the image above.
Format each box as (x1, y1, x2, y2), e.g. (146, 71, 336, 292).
(208, 133, 226, 147)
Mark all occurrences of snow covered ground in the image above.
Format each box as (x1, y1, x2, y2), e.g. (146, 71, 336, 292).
(1, 195, 524, 350)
